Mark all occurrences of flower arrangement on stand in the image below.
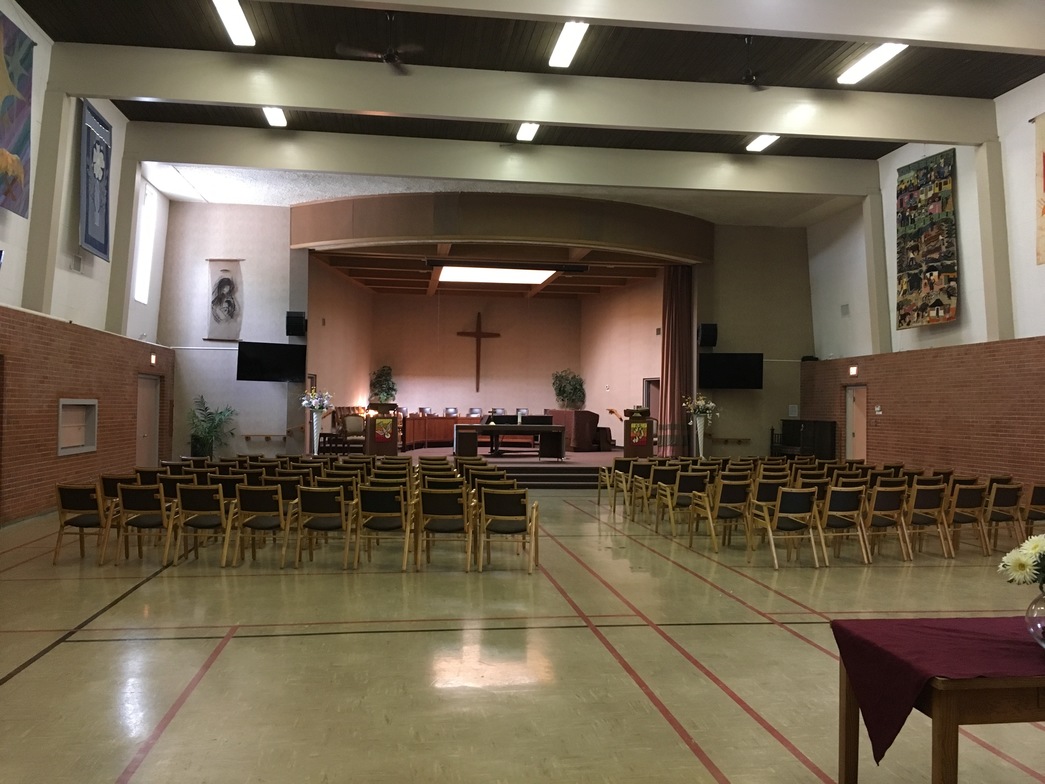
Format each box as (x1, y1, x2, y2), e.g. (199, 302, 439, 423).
(682, 393, 718, 458)
(301, 389, 334, 455)
(682, 393, 718, 427)
(999, 534, 1045, 650)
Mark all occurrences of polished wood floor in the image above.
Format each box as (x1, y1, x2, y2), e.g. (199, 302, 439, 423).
(1, 487, 1041, 783)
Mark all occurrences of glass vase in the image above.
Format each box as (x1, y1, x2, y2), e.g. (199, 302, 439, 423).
(1025, 588, 1045, 651)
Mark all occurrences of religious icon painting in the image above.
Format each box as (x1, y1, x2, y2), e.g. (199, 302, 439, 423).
(629, 421, 648, 446)
(374, 418, 394, 442)
(208, 258, 243, 341)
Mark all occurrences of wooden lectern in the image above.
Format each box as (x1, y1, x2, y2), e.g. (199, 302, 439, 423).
(366, 403, 399, 456)
(623, 411, 653, 458)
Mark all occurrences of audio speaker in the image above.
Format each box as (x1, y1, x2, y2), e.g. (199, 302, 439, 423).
(285, 311, 307, 337)
(698, 323, 718, 348)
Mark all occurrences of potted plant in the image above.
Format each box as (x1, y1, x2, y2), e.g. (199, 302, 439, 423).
(188, 395, 237, 458)
(369, 365, 397, 403)
(551, 369, 586, 409)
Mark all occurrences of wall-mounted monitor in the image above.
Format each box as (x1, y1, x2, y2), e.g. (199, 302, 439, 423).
(236, 341, 306, 382)
(698, 352, 763, 389)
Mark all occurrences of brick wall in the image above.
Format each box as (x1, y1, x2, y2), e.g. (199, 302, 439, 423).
(0, 306, 175, 524)
(801, 336, 1045, 485)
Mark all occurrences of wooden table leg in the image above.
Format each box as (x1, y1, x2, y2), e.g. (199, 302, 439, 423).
(839, 663, 860, 783)
(930, 688, 959, 784)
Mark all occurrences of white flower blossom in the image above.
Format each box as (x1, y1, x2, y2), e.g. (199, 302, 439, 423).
(998, 549, 1040, 585)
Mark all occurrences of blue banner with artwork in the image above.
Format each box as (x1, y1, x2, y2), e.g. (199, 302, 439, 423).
(0, 13, 34, 218)
(80, 100, 112, 260)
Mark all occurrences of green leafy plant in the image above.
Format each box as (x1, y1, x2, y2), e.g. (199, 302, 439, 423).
(369, 365, 397, 403)
(551, 368, 586, 409)
(188, 395, 237, 457)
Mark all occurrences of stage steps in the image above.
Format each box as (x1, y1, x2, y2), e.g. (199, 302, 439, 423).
(500, 464, 599, 490)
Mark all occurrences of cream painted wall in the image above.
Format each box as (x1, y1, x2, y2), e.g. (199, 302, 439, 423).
(0, 0, 47, 308)
(159, 203, 306, 458)
(807, 203, 874, 360)
(696, 226, 812, 458)
(367, 294, 581, 415)
(580, 269, 664, 446)
(306, 258, 374, 411)
(996, 72, 1045, 338)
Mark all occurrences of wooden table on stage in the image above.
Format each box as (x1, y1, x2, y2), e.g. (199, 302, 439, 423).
(454, 424, 566, 460)
(832, 617, 1045, 784)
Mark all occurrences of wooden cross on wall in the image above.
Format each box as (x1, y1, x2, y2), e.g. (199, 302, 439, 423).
(457, 312, 500, 392)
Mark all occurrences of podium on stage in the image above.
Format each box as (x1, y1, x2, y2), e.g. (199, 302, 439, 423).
(366, 403, 399, 456)
(623, 408, 653, 458)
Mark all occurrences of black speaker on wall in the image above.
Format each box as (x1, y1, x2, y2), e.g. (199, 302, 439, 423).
(286, 311, 307, 337)
(698, 323, 718, 348)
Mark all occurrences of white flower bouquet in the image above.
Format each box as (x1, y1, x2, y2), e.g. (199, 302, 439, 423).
(998, 534, 1045, 589)
(301, 388, 334, 413)
(682, 393, 719, 426)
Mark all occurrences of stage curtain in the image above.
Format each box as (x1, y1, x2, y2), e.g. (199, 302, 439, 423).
(658, 265, 693, 457)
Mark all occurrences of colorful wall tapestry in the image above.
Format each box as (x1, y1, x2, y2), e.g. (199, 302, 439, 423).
(0, 13, 33, 218)
(208, 259, 243, 341)
(895, 149, 959, 329)
(1037, 114, 1045, 266)
(79, 100, 112, 259)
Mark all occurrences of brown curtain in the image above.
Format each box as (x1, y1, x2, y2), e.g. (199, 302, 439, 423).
(659, 265, 693, 457)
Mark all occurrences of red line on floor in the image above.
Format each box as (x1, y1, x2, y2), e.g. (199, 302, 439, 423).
(958, 727, 1045, 781)
(115, 625, 239, 784)
(543, 529, 834, 784)
(539, 564, 731, 783)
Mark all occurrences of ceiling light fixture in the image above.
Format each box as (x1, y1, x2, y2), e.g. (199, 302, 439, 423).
(837, 42, 908, 85)
(262, 107, 287, 127)
(212, 0, 256, 47)
(516, 122, 540, 142)
(549, 21, 589, 68)
(746, 134, 780, 152)
(438, 266, 556, 285)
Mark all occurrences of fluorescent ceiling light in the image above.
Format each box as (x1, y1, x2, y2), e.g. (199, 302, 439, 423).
(549, 21, 589, 68)
(746, 134, 780, 152)
(516, 122, 540, 142)
(262, 107, 287, 127)
(439, 266, 555, 285)
(837, 42, 908, 85)
(212, 0, 256, 47)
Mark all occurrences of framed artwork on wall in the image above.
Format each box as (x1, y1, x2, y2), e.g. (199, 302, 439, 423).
(0, 12, 33, 218)
(79, 100, 111, 260)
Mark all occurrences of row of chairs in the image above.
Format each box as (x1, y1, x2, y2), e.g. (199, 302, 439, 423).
(53, 455, 539, 573)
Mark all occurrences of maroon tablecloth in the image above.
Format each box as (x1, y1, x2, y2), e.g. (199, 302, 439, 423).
(831, 616, 1045, 764)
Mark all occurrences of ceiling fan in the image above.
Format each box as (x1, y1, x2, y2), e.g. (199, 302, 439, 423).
(740, 35, 768, 91)
(335, 11, 421, 75)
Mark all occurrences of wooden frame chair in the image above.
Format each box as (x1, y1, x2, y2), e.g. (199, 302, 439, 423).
(171, 484, 235, 566)
(904, 483, 952, 558)
(862, 485, 911, 561)
(476, 488, 539, 574)
(983, 482, 1024, 552)
(1021, 484, 1045, 537)
(816, 485, 870, 565)
(750, 486, 819, 569)
(114, 484, 172, 565)
(631, 464, 680, 523)
(705, 478, 751, 553)
(416, 487, 473, 571)
(294, 486, 355, 569)
(53, 484, 110, 565)
(656, 470, 712, 538)
(227, 484, 291, 567)
(598, 457, 633, 506)
(354, 485, 411, 571)
(944, 484, 989, 556)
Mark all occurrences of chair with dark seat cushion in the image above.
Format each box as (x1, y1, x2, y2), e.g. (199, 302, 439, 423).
(171, 485, 234, 566)
(477, 488, 539, 574)
(294, 486, 354, 569)
(355, 486, 411, 571)
(115, 484, 172, 565)
(752, 486, 819, 569)
(417, 487, 472, 571)
(53, 484, 110, 565)
(229, 484, 291, 567)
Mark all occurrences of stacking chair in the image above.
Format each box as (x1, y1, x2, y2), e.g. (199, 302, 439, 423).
(206, 473, 247, 511)
(268, 475, 304, 521)
(294, 486, 355, 569)
(983, 483, 1024, 551)
(704, 479, 752, 552)
(160, 459, 191, 472)
(862, 486, 911, 561)
(276, 467, 313, 485)
(748, 476, 791, 541)
(750, 487, 819, 569)
(631, 465, 679, 523)
(354, 485, 411, 571)
(1022, 484, 1045, 537)
(866, 469, 896, 488)
(239, 467, 266, 486)
(944, 484, 989, 556)
(99, 473, 138, 531)
(53, 484, 110, 565)
(657, 471, 713, 539)
(476, 488, 539, 574)
(134, 467, 163, 485)
(612, 460, 654, 517)
(598, 457, 633, 506)
(416, 487, 473, 571)
(796, 475, 831, 514)
(205, 460, 239, 475)
(817, 486, 870, 564)
(170, 484, 235, 566)
(227, 484, 291, 567)
(424, 475, 466, 492)
(985, 474, 1014, 493)
(905, 483, 952, 558)
(114, 484, 172, 565)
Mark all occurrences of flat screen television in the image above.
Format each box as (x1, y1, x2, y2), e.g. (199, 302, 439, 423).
(698, 352, 763, 389)
(236, 341, 307, 382)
